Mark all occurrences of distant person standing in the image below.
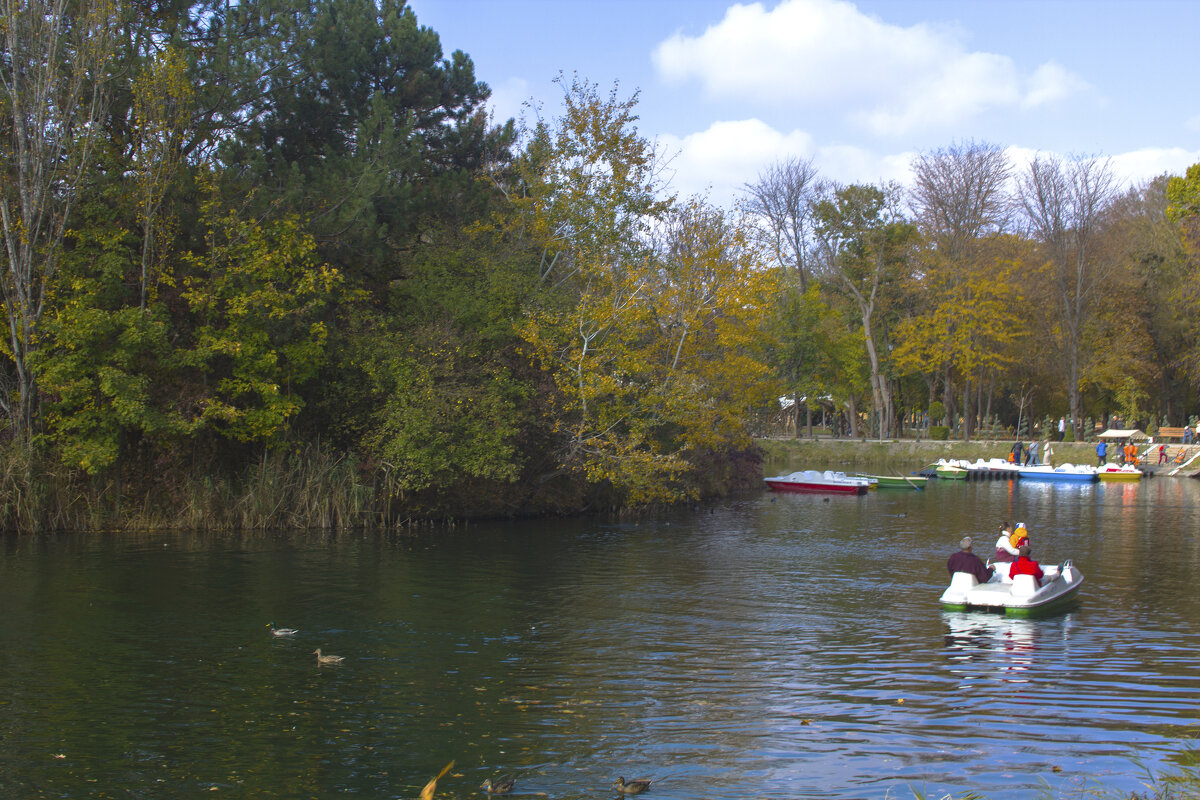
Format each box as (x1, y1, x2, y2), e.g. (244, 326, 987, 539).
(1159, 444, 1168, 465)
(1097, 440, 1107, 466)
(1058, 416, 1066, 440)
(1010, 440, 1024, 464)
(1026, 439, 1040, 466)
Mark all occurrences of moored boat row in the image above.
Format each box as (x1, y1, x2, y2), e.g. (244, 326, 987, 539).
(923, 458, 1147, 484)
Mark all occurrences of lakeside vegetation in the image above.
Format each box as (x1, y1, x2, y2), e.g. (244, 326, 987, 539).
(4, 2, 1200, 531)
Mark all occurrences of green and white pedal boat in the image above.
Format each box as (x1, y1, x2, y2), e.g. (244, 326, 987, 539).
(940, 560, 1084, 616)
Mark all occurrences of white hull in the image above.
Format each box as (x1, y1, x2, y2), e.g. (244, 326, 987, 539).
(940, 561, 1083, 615)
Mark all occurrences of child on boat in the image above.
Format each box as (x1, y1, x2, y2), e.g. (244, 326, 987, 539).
(994, 522, 1019, 563)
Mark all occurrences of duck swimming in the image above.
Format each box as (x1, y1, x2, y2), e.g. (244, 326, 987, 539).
(313, 648, 344, 664)
(268, 623, 299, 637)
(613, 777, 653, 794)
(480, 778, 515, 794)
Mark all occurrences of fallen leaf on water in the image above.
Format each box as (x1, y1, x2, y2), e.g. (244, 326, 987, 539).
(418, 761, 454, 800)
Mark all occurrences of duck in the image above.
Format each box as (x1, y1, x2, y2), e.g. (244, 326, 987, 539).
(268, 623, 299, 637)
(613, 777, 653, 794)
(480, 778, 515, 794)
(313, 648, 345, 664)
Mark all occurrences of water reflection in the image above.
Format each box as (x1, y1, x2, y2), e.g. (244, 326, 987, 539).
(943, 613, 1044, 682)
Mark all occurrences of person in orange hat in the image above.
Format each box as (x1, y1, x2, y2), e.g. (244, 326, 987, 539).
(1009, 522, 1029, 551)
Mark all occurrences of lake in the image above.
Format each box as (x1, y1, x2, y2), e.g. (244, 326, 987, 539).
(2, 475, 1198, 799)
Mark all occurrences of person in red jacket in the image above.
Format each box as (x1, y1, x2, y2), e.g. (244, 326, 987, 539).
(1008, 540, 1044, 586)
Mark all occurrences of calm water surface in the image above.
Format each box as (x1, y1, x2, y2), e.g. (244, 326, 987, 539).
(2, 477, 1199, 799)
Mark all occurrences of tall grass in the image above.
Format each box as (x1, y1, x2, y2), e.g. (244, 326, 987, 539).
(0, 442, 385, 533)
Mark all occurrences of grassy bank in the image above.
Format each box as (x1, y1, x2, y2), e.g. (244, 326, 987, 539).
(757, 437, 1100, 475)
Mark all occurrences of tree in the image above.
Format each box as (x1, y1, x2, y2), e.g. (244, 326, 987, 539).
(175, 187, 343, 445)
(894, 236, 1031, 430)
(508, 78, 774, 502)
(1017, 154, 1117, 434)
(0, 0, 117, 438)
(910, 141, 1011, 263)
(812, 183, 918, 438)
(743, 156, 821, 291)
(223, 0, 505, 290)
(130, 44, 194, 310)
(767, 280, 862, 439)
(908, 141, 1012, 438)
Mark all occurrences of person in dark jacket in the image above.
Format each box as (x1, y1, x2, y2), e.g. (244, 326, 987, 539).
(947, 536, 994, 583)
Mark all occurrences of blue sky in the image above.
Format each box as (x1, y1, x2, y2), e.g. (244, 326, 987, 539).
(408, 0, 1200, 208)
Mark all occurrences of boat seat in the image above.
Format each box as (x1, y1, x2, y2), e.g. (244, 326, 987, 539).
(949, 571, 979, 591)
(1011, 574, 1040, 598)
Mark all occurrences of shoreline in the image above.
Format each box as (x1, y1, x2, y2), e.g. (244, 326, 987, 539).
(756, 437, 1196, 478)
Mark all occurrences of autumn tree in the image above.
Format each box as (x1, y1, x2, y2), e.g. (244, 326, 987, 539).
(0, 0, 117, 439)
(509, 77, 773, 502)
(907, 141, 1013, 436)
(1018, 154, 1117, 433)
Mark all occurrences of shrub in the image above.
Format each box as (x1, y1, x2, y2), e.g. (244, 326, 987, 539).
(929, 425, 950, 441)
(928, 401, 946, 426)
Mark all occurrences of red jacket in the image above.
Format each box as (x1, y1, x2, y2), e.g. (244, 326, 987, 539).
(1009, 555, 1044, 583)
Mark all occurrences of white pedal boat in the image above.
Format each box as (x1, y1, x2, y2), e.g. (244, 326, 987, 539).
(940, 560, 1084, 616)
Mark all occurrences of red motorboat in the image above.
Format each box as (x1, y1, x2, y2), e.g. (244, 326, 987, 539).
(764, 470, 872, 495)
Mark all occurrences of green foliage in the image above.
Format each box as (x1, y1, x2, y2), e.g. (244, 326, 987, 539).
(928, 401, 947, 425)
(178, 189, 343, 443)
(929, 425, 950, 440)
(1113, 377, 1149, 434)
(223, 0, 507, 287)
(38, 216, 188, 473)
(361, 336, 528, 494)
(1166, 162, 1200, 226)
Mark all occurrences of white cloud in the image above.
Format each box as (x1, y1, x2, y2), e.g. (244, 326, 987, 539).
(1005, 145, 1197, 192)
(657, 119, 816, 204)
(652, 0, 1088, 136)
(656, 122, 1197, 214)
(1021, 62, 1090, 109)
(1108, 147, 1200, 185)
(657, 118, 917, 207)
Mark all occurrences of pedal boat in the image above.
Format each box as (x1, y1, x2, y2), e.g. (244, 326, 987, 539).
(939, 560, 1084, 616)
(763, 470, 872, 495)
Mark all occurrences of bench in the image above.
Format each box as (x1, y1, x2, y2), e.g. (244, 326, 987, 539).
(1158, 427, 1189, 440)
